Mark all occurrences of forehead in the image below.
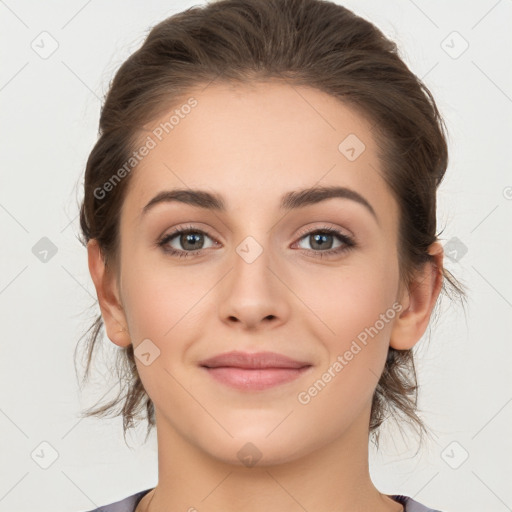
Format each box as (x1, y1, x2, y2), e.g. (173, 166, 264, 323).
(122, 80, 397, 227)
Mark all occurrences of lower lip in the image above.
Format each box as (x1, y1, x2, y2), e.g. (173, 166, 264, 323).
(202, 366, 311, 391)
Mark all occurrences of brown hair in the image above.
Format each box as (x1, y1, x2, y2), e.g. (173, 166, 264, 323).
(75, 0, 466, 448)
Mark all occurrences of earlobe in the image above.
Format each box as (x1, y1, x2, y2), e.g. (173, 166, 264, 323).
(390, 241, 444, 350)
(87, 239, 131, 348)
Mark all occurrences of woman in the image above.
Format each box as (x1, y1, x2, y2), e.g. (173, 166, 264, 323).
(77, 0, 465, 510)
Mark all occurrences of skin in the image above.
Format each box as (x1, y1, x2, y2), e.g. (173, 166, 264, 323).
(88, 80, 444, 512)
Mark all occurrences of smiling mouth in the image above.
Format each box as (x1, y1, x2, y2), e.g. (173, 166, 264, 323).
(200, 365, 312, 391)
(198, 350, 313, 391)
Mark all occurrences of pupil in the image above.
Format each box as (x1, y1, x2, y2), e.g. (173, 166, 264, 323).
(312, 233, 332, 250)
(182, 232, 203, 250)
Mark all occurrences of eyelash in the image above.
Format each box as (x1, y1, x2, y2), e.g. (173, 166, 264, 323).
(157, 224, 356, 260)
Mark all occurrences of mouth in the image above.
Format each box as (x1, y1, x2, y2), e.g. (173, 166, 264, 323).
(198, 351, 313, 391)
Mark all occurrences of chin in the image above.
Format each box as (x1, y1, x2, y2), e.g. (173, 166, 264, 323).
(199, 429, 310, 468)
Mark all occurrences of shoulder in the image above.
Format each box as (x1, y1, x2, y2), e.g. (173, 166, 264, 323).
(82, 488, 153, 512)
(392, 495, 445, 512)
(82, 490, 442, 512)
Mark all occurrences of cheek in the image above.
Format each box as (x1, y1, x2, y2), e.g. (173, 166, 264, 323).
(298, 252, 399, 347)
(120, 247, 206, 341)
(119, 261, 204, 404)
(293, 263, 399, 431)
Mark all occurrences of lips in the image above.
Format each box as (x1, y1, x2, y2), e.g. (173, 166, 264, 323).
(199, 351, 312, 391)
(198, 350, 311, 369)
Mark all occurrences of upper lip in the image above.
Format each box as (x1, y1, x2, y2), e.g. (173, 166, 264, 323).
(199, 351, 311, 369)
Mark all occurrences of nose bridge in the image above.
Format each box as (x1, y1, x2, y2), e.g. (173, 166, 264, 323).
(229, 206, 275, 275)
(231, 231, 275, 295)
(218, 225, 289, 326)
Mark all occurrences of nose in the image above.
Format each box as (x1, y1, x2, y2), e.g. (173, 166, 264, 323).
(218, 239, 290, 330)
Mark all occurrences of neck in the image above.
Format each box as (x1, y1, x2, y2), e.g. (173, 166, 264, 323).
(138, 405, 403, 512)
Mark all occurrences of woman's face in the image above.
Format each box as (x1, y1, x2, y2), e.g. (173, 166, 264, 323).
(105, 81, 407, 464)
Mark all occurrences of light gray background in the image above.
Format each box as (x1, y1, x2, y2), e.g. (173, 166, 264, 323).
(1, 1, 511, 511)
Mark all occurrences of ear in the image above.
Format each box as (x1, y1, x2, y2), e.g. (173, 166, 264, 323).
(87, 239, 131, 348)
(390, 241, 444, 350)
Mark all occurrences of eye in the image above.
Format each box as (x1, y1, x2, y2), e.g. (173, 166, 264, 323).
(156, 223, 356, 259)
(157, 225, 218, 258)
(293, 225, 356, 258)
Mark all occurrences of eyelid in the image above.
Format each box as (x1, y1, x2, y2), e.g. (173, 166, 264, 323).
(159, 223, 350, 244)
(293, 222, 353, 241)
(159, 223, 221, 242)
(158, 223, 221, 247)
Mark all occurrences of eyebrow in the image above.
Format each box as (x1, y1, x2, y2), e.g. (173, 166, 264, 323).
(141, 185, 378, 224)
